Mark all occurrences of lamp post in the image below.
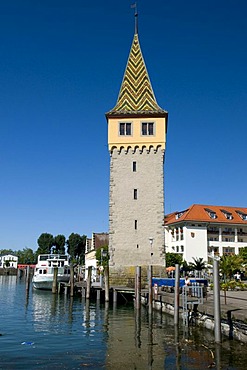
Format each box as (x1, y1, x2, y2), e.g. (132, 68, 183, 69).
(100, 248, 108, 288)
(149, 237, 154, 261)
(213, 256, 221, 343)
(148, 237, 154, 315)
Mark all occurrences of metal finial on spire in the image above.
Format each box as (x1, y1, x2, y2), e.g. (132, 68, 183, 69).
(131, 2, 138, 34)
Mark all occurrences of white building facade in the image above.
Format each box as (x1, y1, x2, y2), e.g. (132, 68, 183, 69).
(165, 204, 247, 263)
(0, 254, 18, 269)
(84, 233, 109, 281)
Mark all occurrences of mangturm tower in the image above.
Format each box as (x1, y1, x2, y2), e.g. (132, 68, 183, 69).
(106, 13, 168, 284)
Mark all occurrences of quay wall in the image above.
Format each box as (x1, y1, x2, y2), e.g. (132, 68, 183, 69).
(0, 268, 17, 276)
(141, 291, 247, 343)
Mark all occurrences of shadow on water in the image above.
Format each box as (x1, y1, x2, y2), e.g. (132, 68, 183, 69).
(0, 276, 247, 369)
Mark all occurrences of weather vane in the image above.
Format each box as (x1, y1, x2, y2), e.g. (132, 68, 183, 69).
(131, 2, 138, 34)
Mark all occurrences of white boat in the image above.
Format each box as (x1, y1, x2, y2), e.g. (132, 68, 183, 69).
(32, 254, 70, 290)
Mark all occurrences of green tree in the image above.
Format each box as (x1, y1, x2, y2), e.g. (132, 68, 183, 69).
(220, 254, 243, 282)
(0, 249, 15, 255)
(53, 235, 66, 254)
(66, 233, 86, 264)
(181, 260, 191, 275)
(37, 233, 54, 254)
(16, 248, 36, 264)
(190, 257, 206, 277)
(166, 252, 183, 267)
(239, 247, 247, 264)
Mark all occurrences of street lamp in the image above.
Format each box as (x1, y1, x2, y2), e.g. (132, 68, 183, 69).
(100, 248, 108, 287)
(149, 237, 154, 259)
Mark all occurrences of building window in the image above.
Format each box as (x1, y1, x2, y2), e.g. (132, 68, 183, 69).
(236, 211, 247, 220)
(134, 189, 138, 200)
(141, 122, 154, 135)
(205, 208, 217, 219)
(133, 161, 137, 172)
(134, 220, 138, 230)
(221, 209, 233, 220)
(119, 122, 132, 136)
(223, 247, 235, 255)
(175, 209, 188, 219)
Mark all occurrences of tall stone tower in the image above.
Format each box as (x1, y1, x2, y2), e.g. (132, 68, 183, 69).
(106, 16, 168, 284)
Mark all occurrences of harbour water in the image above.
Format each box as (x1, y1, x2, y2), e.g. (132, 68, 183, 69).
(0, 275, 247, 369)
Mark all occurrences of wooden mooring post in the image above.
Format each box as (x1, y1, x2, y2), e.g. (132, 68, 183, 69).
(213, 258, 222, 343)
(174, 264, 180, 326)
(70, 265, 74, 297)
(104, 266, 110, 302)
(86, 266, 92, 299)
(135, 266, 141, 309)
(25, 266, 31, 292)
(52, 267, 58, 294)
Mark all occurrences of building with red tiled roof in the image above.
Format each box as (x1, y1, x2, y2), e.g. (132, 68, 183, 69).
(165, 204, 247, 263)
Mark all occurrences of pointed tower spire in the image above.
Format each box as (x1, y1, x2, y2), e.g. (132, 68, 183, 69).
(106, 10, 166, 118)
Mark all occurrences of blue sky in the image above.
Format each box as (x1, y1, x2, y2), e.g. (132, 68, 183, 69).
(0, 0, 246, 251)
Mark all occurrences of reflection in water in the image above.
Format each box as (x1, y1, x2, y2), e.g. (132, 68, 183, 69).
(0, 277, 247, 369)
(148, 313, 154, 369)
(135, 308, 141, 348)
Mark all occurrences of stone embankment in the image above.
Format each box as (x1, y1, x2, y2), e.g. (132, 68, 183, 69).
(145, 289, 247, 343)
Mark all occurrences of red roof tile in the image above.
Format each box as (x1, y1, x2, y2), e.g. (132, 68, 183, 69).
(165, 204, 247, 226)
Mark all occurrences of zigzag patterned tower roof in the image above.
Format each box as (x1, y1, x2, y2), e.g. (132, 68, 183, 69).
(106, 33, 167, 117)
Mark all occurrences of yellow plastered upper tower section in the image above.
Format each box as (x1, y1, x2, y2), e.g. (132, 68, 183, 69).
(106, 33, 168, 151)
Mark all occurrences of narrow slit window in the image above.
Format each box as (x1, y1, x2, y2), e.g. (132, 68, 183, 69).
(135, 220, 138, 230)
(134, 189, 138, 200)
(133, 161, 137, 172)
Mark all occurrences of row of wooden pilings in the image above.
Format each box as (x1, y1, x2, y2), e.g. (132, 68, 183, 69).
(135, 263, 222, 344)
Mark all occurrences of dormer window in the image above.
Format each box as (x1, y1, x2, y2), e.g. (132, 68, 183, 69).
(205, 208, 217, 219)
(221, 209, 233, 220)
(236, 210, 247, 221)
(175, 210, 188, 219)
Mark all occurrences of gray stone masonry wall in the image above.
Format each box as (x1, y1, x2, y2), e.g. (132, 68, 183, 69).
(109, 146, 165, 280)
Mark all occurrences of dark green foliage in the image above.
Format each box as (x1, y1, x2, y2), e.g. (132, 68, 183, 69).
(37, 233, 54, 254)
(181, 260, 191, 273)
(53, 235, 66, 254)
(16, 248, 36, 264)
(66, 233, 86, 264)
(190, 257, 206, 271)
(220, 254, 243, 282)
(166, 252, 183, 267)
(239, 246, 247, 263)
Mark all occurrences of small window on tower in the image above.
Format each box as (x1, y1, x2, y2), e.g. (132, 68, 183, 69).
(134, 189, 138, 200)
(119, 122, 132, 136)
(134, 220, 138, 230)
(142, 122, 154, 136)
(133, 161, 137, 172)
